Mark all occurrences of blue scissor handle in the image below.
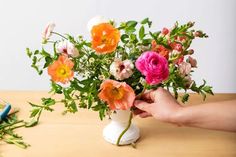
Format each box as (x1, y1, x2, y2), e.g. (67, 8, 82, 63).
(0, 104, 11, 121)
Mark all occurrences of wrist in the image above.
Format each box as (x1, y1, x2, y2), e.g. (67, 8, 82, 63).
(169, 106, 189, 126)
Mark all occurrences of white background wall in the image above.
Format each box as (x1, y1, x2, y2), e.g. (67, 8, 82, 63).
(0, 0, 235, 92)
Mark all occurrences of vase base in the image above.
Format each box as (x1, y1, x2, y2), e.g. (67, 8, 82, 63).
(103, 122, 140, 145)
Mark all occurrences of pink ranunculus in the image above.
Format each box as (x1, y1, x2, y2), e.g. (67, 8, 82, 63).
(135, 51, 169, 85)
(42, 22, 55, 43)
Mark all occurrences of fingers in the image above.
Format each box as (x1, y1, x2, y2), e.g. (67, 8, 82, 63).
(134, 100, 152, 113)
(139, 112, 152, 118)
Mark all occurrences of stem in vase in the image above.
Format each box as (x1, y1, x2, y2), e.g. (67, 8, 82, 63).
(116, 112, 133, 146)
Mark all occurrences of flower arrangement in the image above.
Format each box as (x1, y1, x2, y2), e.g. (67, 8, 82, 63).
(26, 16, 213, 145)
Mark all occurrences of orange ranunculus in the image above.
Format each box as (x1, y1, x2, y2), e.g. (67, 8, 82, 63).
(98, 80, 135, 110)
(151, 40, 170, 59)
(48, 55, 74, 84)
(91, 23, 120, 54)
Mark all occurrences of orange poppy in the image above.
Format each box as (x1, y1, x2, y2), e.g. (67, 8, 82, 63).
(48, 55, 74, 84)
(98, 80, 135, 110)
(91, 23, 120, 54)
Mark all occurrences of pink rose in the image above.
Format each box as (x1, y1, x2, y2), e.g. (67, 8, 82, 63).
(135, 51, 169, 85)
(42, 22, 55, 43)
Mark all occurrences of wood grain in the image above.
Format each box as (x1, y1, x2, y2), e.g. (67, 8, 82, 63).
(0, 91, 236, 157)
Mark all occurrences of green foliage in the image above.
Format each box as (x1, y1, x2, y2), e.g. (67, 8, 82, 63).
(26, 18, 213, 127)
(0, 108, 30, 149)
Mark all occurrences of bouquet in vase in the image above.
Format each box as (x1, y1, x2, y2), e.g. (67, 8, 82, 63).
(26, 16, 213, 146)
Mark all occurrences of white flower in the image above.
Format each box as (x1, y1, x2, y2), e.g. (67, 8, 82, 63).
(109, 59, 134, 80)
(42, 22, 55, 43)
(87, 16, 108, 32)
(89, 57, 95, 63)
(57, 40, 79, 57)
(98, 75, 106, 80)
(179, 62, 192, 76)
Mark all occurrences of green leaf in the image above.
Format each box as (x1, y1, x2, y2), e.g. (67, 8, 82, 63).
(99, 108, 105, 120)
(43, 56, 52, 68)
(51, 82, 63, 94)
(139, 26, 145, 40)
(69, 100, 78, 113)
(202, 86, 214, 95)
(30, 108, 40, 118)
(88, 94, 93, 109)
(141, 18, 149, 24)
(121, 34, 129, 43)
(126, 21, 138, 28)
(141, 18, 152, 27)
(182, 93, 189, 103)
(199, 79, 206, 89)
(25, 119, 38, 127)
(130, 34, 137, 42)
(41, 48, 50, 57)
(26, 48, 32, 58)
(42, 98, 56, 106)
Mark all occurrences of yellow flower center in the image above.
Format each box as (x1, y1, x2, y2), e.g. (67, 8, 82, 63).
(111, 87, 124, 100)
(56, 65, 70, 78)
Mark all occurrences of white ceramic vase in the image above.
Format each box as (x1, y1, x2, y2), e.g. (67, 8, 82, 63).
(103, 110, 140, 145)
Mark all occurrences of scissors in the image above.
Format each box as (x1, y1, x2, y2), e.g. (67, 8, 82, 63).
(0, 99, 11, 122)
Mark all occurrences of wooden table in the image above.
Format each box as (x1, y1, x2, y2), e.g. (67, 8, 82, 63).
(0, 92, 236, 157)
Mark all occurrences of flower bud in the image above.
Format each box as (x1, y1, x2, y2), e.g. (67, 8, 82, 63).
(187, 21, 195, 27)
(188, 49, 194, 55)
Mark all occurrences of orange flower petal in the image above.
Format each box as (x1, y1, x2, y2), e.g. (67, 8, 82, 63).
(91, 23, 120, 54)
(98, 80, 135, 110)
(47, 55, 74, 84)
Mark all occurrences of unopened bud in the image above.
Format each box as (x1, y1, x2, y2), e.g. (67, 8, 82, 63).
(188, 49, 194, 55)
(187, 21, 195, 27)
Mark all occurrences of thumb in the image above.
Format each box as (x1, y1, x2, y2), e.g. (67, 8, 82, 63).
(134, 100, 152, 113)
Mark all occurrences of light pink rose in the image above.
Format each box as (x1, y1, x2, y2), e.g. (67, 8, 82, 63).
(57, 40, 79, 57)
(179, 62, 191, 76)
(110, 59, 134, 80)
(42, 22, 55, 43)
(135, 51, 169, 85)
(188, 56, 197, 68)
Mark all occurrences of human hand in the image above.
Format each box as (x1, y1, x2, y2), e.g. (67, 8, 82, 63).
(133, 88, 182, 123)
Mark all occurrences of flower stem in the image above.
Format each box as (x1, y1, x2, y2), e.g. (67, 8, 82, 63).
(116, 112, 133, 146)
(52, 32, 67, 40)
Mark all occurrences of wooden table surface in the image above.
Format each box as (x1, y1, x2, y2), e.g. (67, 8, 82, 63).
(0, 91, 236, 157)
